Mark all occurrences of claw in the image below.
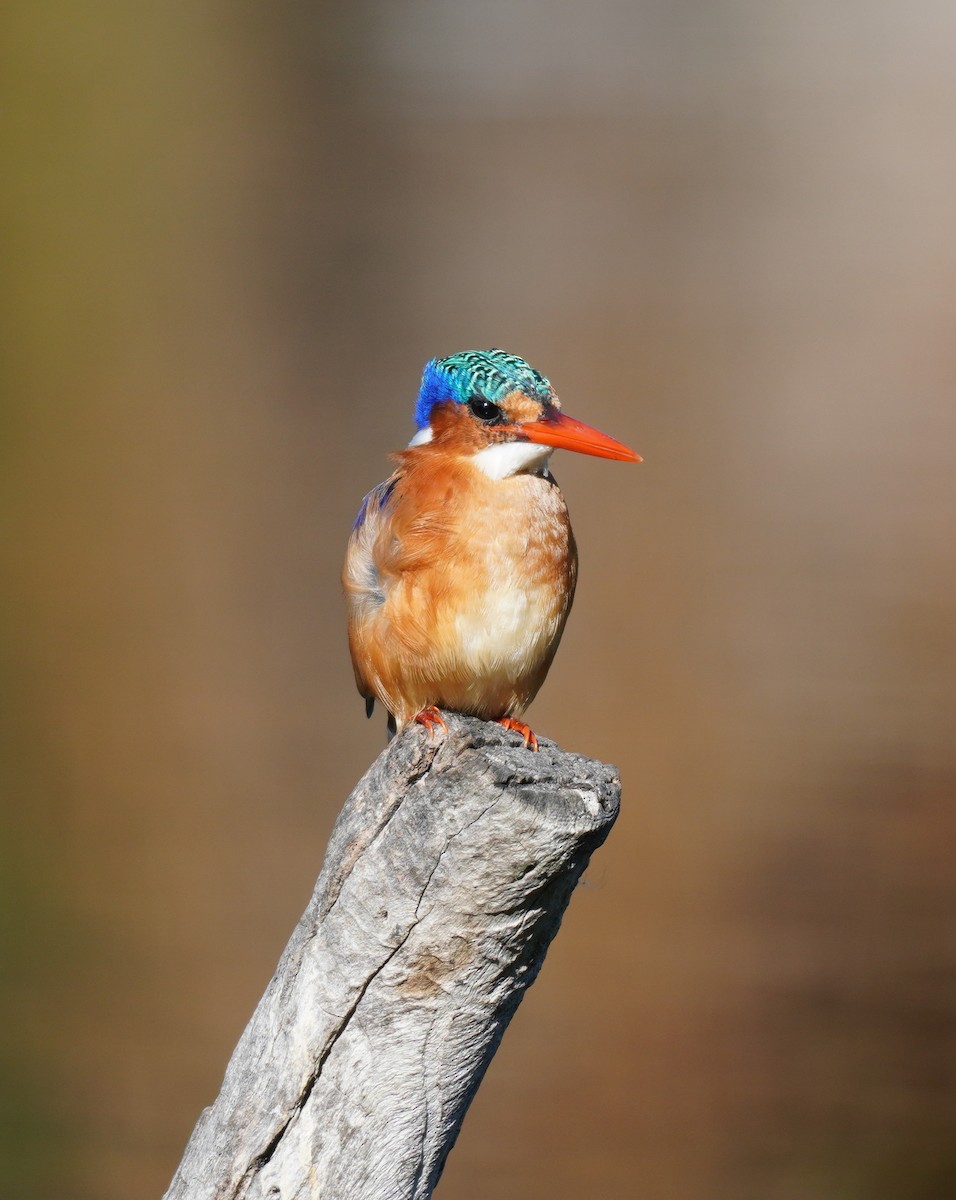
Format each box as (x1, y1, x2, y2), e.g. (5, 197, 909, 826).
(498, 717, 539, 752)
(414, 706, 448, 737)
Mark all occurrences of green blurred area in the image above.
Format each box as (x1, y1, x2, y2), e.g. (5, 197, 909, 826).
(4, 3, 956, 1197)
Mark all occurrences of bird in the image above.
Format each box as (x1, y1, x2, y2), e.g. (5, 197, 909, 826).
(343, 349, 640, 750)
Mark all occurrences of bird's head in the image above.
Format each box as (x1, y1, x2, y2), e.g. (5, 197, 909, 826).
(409, 349, 640, 477)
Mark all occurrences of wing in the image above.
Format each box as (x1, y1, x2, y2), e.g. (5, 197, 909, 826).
(342, 459, 462, 724)
(342, 475, 401, 704)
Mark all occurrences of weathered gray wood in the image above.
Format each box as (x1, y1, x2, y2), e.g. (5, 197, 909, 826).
(164, 713, 621, 1200)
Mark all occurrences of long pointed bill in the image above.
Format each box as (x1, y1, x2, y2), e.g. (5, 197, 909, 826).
(521, 411, 642, 462)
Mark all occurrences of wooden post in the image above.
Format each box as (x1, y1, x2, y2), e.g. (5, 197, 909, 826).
(164, 713, 621, 1200)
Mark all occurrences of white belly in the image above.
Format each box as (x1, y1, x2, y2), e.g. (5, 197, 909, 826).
(452, 569, 561, 681)
(432, 484, 575, 716)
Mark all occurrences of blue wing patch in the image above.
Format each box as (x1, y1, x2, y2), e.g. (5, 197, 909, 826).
(352, 493, 371, 531)
(352, 477, 398, 531)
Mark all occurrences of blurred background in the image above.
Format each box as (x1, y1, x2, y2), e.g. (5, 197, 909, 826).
(4, 2, 956, 1197)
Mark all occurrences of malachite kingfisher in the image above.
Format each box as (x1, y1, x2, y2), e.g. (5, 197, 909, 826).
(343, 349, 640, 750)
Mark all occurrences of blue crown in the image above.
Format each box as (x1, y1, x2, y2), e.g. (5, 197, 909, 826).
(414, 349, 553, 430)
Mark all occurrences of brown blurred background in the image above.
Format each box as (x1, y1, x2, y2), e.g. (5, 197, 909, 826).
(4, 2, 956, 1197)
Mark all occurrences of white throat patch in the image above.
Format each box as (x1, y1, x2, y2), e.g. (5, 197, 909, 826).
(407, 426, 433, 447)
(473, 441, 554, 479)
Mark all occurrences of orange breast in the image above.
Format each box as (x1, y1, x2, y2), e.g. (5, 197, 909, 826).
(344, 454, 577, 728)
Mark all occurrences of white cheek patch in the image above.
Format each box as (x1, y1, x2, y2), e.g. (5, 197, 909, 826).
(407, 426, 433, 447)
(473, 441, 554, 479)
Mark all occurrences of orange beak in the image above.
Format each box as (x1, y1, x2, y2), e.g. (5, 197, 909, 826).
(520, 411, 641, 462)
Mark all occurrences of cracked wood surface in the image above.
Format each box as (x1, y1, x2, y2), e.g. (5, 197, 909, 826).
(163, 713, 621, 1200)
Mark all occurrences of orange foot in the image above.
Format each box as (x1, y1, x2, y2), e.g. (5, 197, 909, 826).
(498, 717, 539, 752)
(414, 706, 448, 738)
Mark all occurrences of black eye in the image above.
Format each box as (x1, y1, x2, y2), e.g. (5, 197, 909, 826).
(468, 397, 502, 423)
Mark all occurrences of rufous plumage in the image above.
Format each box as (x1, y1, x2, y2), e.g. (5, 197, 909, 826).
(343, 349, 639, 748)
